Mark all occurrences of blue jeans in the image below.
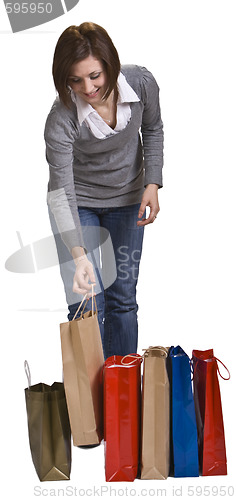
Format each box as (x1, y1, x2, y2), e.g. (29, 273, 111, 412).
(49, 204, 145, 359)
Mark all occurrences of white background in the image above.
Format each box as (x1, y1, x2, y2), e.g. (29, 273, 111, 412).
(1, 0, 235, 498)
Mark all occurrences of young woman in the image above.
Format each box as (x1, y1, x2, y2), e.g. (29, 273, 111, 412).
(44, 22, 164, 359)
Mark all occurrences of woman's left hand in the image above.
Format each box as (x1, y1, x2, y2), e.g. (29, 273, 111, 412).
(137, 184, 160, 226)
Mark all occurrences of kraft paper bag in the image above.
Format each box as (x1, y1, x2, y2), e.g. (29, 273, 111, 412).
(140, 346, 170, 480)
(24, 361, 71, 481)
(60, 293, 104, 446)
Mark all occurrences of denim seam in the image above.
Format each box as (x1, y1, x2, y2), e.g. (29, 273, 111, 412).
(103, 287, 112, 358)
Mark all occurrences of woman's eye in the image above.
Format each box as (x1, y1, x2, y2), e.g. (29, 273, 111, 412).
(68, 79, 81, 84)
(69, 73, 101, 84)
(90, 73, 101, 80)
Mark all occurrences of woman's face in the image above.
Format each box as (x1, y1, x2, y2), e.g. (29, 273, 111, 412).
(68, 55, 107, 105)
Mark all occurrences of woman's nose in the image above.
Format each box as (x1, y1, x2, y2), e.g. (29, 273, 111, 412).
(82, 78, 94, 94)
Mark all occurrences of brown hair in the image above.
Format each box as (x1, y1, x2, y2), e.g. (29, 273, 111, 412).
(52, 22, 121, 108)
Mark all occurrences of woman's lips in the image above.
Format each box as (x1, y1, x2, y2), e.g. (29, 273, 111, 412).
(84, 88, 100, 99)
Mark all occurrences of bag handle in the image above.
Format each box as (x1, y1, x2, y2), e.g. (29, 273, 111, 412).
(142, 346, 169, 357)
(91, 284, 97, 316)
(214, 357, 230, 380)
(191, 356, 230, 381)
(121, 353, 143, 365)
(72, 284, 97, 320)
(121, 346, 169, 365)
(80, 285, 98, 317)
(24, 360, 31, 388)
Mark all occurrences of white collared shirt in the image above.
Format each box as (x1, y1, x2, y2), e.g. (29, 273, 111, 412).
(71, 72, 140, 139)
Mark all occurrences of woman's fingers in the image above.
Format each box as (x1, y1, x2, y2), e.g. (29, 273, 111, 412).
(137, 184, 160, 226)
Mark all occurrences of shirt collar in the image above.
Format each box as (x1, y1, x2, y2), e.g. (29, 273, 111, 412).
(117, 71, 140, 104)
(71, 72, 140, 126)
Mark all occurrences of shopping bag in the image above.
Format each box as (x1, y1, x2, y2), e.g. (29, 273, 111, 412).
(60, 292, 104, 446)
(140, 346, 170, 480)
(103, 354, 143, 482)
(24, 361, 71, 481)
(168, 346, 199, 477)
(192, 349, 230, 476)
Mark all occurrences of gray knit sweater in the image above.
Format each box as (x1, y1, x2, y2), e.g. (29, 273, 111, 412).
(44, 65, 164, 251)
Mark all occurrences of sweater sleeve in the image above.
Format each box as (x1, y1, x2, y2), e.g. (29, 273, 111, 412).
(140, 67, 164, 188)
(44, 101, 85, 253)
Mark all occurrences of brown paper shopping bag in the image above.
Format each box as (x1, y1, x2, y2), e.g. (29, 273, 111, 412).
(140, 346, 170, 480)
(60, 292, 104, 446)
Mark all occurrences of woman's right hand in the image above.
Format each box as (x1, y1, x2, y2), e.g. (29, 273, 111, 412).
(72, 255, 96, 296)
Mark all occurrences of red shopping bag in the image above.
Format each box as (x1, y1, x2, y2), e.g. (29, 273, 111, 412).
(192, 349, 230, 476)
(103, 354, 142, 482)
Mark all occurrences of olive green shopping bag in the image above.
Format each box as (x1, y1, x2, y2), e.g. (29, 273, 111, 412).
(24, 361, 71, 481)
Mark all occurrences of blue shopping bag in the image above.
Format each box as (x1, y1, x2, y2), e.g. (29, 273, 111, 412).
(168, 346, 199, 477)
